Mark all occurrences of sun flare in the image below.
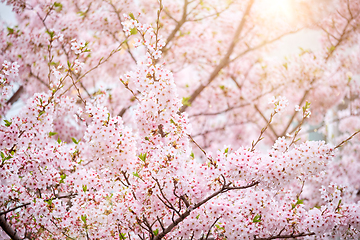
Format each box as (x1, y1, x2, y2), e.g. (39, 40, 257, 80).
(259, 0, 294, 20)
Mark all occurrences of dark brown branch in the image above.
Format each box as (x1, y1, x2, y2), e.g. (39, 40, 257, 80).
(157, 216, 165, 232)
(153, 177, 180, 216)
(0, 194, 76, 240)
(204, 217, 221, 240)
(0, 194, 77, 216)
(0, 215, 23, 240)
(153, 180, 259, 240)
(141, 215, 154, 238)
(255, 232, 315, 240)
(6, 86, 24, 105)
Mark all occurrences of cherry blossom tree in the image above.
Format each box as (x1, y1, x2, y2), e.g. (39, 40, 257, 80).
(1, 0, 360, 239)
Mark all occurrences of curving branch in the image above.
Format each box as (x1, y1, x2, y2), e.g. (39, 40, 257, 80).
(179, 0, 255, 113)
(334, 129, 360, 150)
(162, 0, 190, 55)
(255, 232, 315, 240)
(0, 194, 77, 216)
(6, 86, 24, 105)
(0, 215, 22, 240)
(153, 180, 259, 240)
(250, 108, 277, 152)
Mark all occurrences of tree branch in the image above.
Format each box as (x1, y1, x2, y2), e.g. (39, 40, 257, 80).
(179, 0, 255, 113)
(153, 180, 259, 240)
(255, 232, 315, 240)
(0, 215, 23, 240)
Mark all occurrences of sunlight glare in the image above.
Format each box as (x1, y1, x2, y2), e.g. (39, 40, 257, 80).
(259, 0, 294, 20)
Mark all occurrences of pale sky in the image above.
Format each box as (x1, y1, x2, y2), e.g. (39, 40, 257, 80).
(0, 3, 17, 26)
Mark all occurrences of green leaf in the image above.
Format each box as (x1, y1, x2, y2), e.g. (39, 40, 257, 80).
(219, 85, 225, 90)
(82, 185, 87, 192)
(71, 137, 79, 144)
(45, 198, 53, 206)
(215, 224, 225, 230)
(292, 199, 304, 209)
(57, 137, 62, 144)
(54, 2, 63, 12)
(129, 13, 135, 20)
(138, 153, 147, 162)
(190, 152, 194, 159)
(130, 28, 138, 35)
(38, 111, 45, 117)
(252, 214, 261, 223)
(59, 173, 66, 184)
(46, 30, 55, 39)
(7, 27, 14, 35)
(49, 132, 58, 136)
(4, 120, 12, 127)
(77, 11, 85, 17)
(81, 214, 87, 224)
(170, 119, 176, 125)
(153, 229, 159, 236)
(0, 152, 5, 159)
(182, 97, 191, 107)
(133, 172, 140, 178)
(119, 233, 127, 239)
(224, 148, 229, 154)
(196, 214, 200, 219)
(283, 62, 288, 70)
(54, 2, 62, 7)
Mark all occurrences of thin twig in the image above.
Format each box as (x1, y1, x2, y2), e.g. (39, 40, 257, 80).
(250, 108, 277, 152)
(334, 129, 360, 150)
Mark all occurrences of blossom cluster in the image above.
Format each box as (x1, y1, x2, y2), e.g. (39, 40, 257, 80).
(70, 38, 86, 55)
(122, 13, 165, 59)
(268, 95, 289, 113)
